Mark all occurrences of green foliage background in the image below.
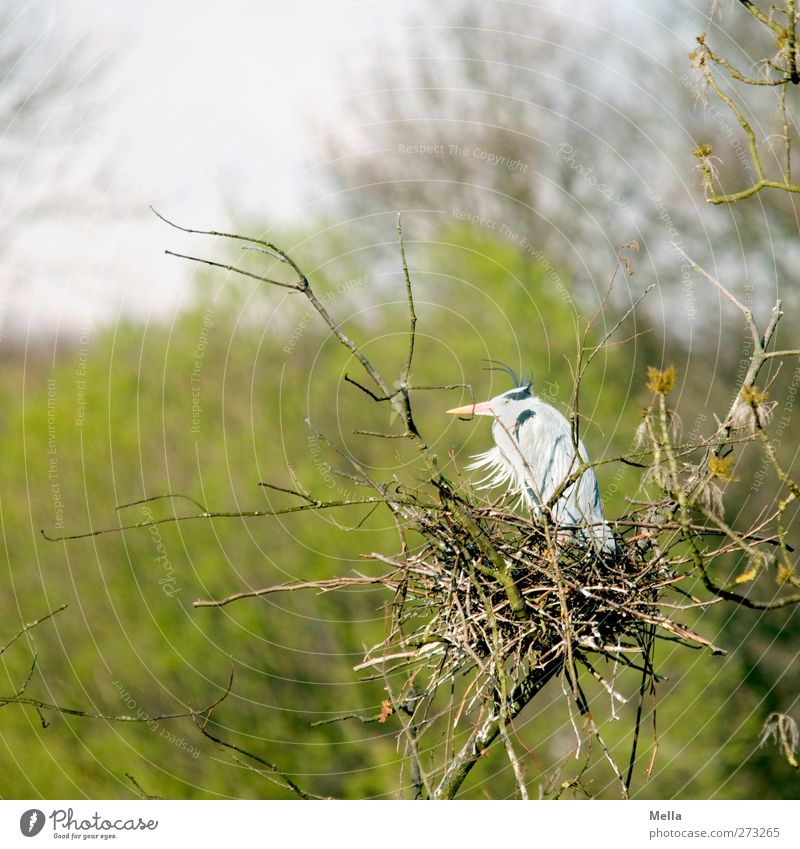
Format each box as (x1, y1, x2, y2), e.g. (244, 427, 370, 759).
(0, 226, 797, 799)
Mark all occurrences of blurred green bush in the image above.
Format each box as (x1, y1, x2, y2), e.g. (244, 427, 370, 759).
(0, 226, 796, 799)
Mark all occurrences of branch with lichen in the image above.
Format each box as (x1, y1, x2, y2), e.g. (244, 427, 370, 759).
(634, 249, 800, 611)
(690, 1, 800, 203)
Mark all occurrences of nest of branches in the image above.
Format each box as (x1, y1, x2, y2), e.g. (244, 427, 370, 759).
(361, 498, 721, 706)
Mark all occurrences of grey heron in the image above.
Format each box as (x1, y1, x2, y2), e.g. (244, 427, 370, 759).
(447, 370, 616, 554)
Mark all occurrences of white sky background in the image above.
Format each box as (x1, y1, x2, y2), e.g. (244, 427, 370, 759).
(2, 0, 703, 338)
(3, 0, 419, 337)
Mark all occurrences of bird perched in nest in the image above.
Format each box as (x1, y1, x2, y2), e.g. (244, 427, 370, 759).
(447, 365, 617, 554)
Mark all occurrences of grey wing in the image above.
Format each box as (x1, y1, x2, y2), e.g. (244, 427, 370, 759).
(514, 405, 584, 513)
(516, 407, 616, 553)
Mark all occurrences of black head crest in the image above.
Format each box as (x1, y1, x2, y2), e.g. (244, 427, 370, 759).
(483, 359, 532, 391)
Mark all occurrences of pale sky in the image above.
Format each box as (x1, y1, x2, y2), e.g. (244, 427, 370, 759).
(2, 0, 702, 338)
(2, 0, 417, 336)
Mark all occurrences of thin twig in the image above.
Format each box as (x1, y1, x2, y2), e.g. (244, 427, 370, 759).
(194, 574, 398, 608)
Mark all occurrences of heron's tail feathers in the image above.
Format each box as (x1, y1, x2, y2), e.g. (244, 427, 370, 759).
(587, 521, 619, 556)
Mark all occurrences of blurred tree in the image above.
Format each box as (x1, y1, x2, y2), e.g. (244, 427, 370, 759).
(1, 217, 798, 797)
(0, 0, 108, 342)
(309, 0, 800, 321)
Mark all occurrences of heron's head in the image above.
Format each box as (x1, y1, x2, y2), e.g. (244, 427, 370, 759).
(446, 383, 534, 426)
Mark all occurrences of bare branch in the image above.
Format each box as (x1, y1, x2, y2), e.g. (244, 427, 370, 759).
(397, 213, 416, 385)
(193, 573, 398, 608)
(42, 496, 410, 543)
(2, 664, 235, 724)
(194, 715, 328, 800)
(0, 604, 67, 656)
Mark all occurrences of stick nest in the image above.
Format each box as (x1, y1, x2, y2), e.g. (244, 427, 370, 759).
(361, 499, 722, 698)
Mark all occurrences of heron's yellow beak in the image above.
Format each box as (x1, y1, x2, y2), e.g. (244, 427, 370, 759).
(446, 401, 493, 416)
